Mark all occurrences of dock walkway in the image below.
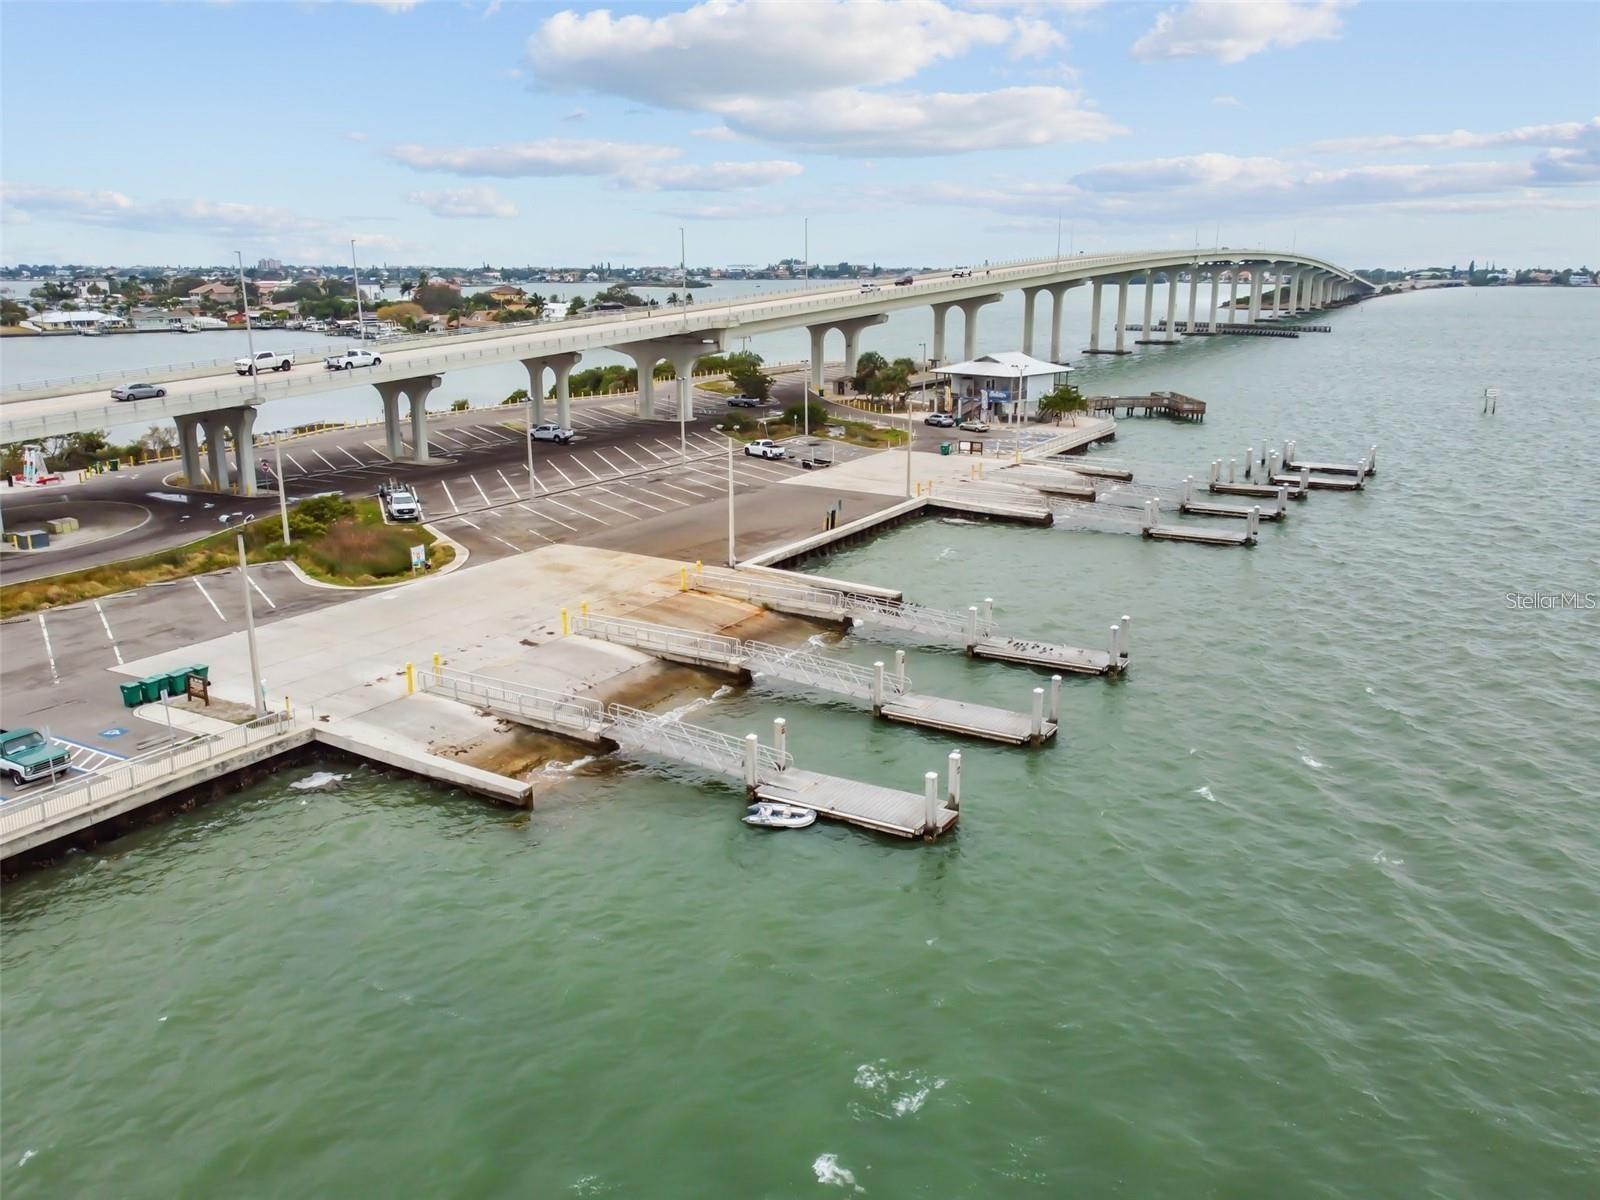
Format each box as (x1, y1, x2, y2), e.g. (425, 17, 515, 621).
(573, 612, 1059, 744)
(691, 569, 1127, 676)
(421, 666, 959, 838)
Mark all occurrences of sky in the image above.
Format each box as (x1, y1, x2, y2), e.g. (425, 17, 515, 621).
(1, 0, 1596, 270)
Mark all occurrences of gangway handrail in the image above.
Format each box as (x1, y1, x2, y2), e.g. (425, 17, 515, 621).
(605, 703, 790, 779)
(741, 639, 910, 700)
(421, 666, 606, 732)
(571, 613, 742, 663)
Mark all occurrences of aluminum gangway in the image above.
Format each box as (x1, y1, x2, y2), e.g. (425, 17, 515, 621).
(419, 665, 958, 838)
(691, 569, 1126, 676)
(573, 612, 1058, 744)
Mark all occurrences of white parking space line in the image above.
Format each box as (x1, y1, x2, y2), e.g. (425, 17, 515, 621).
(585, 494, 641, 521)
(633, 443, 665, 462)
(548, 462, 576, 488)
(546, 497, 608, 526)
(311, 449, 339, 472)
(522, 504, 576, 532)
(496, 469, 523, 499)
(600, 485, 669, 513)
(93, 600, 124, 666)
(430, 428, 467, 448)
(286, 452, 308, 474)
(592, 450, 625, 476)
(193, 577, 226, 622)
(654, 478, 714, 502)
(569, 455, 603, 481)
(522, 525, 556, 544)
(452, 515, 481, 530)
(247, 573, 277, 610)
(440, 481, 461, 513)
(453, 426, 494, 445)
(528, 468, 549, 494)
(338, 446, 367, 469)
(469, 474, 493, 506)
(37, 614, 59, 683)
(613, 447, 646, 469)
(491, 534, 523, 552)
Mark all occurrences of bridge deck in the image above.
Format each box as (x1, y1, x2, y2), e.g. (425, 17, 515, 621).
(756, 770, 957, 839)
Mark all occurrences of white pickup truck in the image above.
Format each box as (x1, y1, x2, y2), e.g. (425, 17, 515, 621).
(744, 438, 787, 460)
(235, 349, 294, 375)
(324, 348, 382, 371)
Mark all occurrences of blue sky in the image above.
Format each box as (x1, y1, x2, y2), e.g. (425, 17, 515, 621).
(2, 0, 1596, 269)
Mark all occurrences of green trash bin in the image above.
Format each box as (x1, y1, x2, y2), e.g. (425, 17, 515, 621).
(190, 664, 210, 682)
(120, 681, 144, 709)
(939, 442, 952, 456)
(139, 677, 165, 704)
(165, 669, 192, 697)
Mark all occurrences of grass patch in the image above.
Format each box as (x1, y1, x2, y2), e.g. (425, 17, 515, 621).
(1, 496, 451, 617)
(698, 379, 739, 396)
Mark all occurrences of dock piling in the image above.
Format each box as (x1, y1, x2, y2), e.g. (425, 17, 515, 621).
(1050, 675, 1062, 720)
(1245, 448, 1254, 480)
(983, 597, 993, 624)
(1300, 466, 1310, 490)
(1120, 615, 1132, 662)
(1210, 460, 1220, 484)
(965, 606, 979, 652)
(873, 662, 886, 713)
(947, 751, 962, 811)
(894, 650, 906, 689)
(1030, 688, 1045, 744)
(1247, 506, 1260, 540)
(1182, 476, 1194, 505)
(1277, 484, 1288, 510)
(744, 733, 760, 788)
(924, 772, 939, 838)
(1110, 624, 1121, 659)
(1369, 445, 1378, 475)
(773, 717, 787, 761)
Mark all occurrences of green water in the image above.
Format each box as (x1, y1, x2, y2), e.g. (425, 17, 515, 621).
(3, 288, 1596, 1197)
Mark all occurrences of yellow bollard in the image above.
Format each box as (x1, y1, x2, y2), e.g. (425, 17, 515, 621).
(405, 662, 416, 695)
(432, 651, 441, 674)
(284, 696, 293, 717)
(580, 600, 589, 620)
(680, 566, 688, 592)
(695, 560, 702, 575)
(560, 607, 570, 636)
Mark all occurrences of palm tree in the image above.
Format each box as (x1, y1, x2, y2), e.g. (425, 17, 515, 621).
(1036, 382, 1087, 426)
(399, 280, 413, 299)
(445, 306, 462, 329)
(416, 269, 430, 292)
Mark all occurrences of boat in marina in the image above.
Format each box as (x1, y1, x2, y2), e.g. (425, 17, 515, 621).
(743, 801, 817, 829)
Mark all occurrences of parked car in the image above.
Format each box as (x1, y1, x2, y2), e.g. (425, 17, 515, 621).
(894, 275, 915, 286)
(744, 439, 786, 460)
(235, 349, 294, 375)
(324, 348, 382, 371)
(924, 412, 956, 427)
(110, 381, 166, 401)
(1, 728, 71, 787)
(377, 480, 421, 522)
(727, 395, 763, 408)
(951, 267, 973, 278)
(530, 422, 574, 444)
(959, 418, 991, 433)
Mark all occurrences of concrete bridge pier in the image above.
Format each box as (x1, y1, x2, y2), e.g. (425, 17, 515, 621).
(404, 375, 443, 462)
(376, 380, 408, 459)
(1021, 286, 1043, 356)
(957, 295, 1002, 361)
(1271, 264, 1286, 317)
(174, 413, 204, 487)
(1086, 279, 1104, 352)
(520, 352, 582, 428)
(1248, 266, 1265, 323)
(230, 407, 258, 496)
(1228, 272, 1241, 323)
(1047, 282, 1076, 362)
(1187, 268, 1200, 331)
(201, 412, 231, 493)
(837, 314, 888, 384)
(1113, 276, 1132, 353)
(1208, 270, 1222, 330)
(619, 337, 722, 418)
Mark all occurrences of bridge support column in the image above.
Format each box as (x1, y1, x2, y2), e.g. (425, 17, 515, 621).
(1209, 271, 1222, 330)
(1021, 286, 1042, 356)
(375, 380, 408, 459)
(1112, 276, 1131, 354)
(806, 325, 829, 391)
(930, 302, 954, 367)
(1248, 266, 1264, 323)
(229, 407, 258, 496)
(956, 295, 1002, 361)
(836, 314, 888, 386)
(174, 413, 204, 488)
(1228, 272, 1240, 323)
(202, 413, 231, 493)
(1165, 272, 1179, 338)
(550, 353, 579, 427)
(404, 375, 443, 463)
(518, 359, 548, 425)
(1187, 269, 1199, 331)
(1271, 264, 1285, 317)
(1140, 276, 1154, 341)
(619, 337, 722, 419)
(1086, 279, 1104, 352)
(1047, 282, 1075, 362)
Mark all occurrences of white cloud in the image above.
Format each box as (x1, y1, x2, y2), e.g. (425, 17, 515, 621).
(1133, 1, 1349, 64)
(719, 86, 1122, 156)
(344, 0, 425, 11)
(1211, 94, 1244, 108)
(0, 183, 330, 237)
(627, 160, 802, 192)
(386, 138, 677, 177)
(1308, 117, 1599, 155)
(407, 186, 519, 219)
(529, 0, 1020, 104)
(689, 126, 739, 141)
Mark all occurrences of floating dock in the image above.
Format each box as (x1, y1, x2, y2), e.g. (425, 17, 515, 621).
(420, 666, 962, 839)
(1280, 438, 1378, 478)
(691, 570, 1128, 676)
(1271, 471, 1362, 492)
(571, 612, 1059, 745)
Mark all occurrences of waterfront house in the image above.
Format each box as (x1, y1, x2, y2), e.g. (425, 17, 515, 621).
(933, 351, 1074, 421)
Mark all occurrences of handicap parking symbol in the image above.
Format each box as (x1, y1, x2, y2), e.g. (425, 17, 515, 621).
(100, 727, 127, 738)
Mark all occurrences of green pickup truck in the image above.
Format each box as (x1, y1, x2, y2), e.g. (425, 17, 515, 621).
(1, 728, 72, 787)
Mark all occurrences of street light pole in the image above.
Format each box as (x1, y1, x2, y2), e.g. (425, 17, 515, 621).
(238, 533, 266, 717)
(350, 239, 365, 330)
(236, 251, 263, 502)
(680, 227, 688, 463)
(726, 432, 736, 566)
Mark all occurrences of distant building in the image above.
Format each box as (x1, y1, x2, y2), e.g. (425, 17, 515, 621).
(1570, 273, 1594, 286)
(484, 284, 527, 303)
(188, 281, 238, 303)
(933, 352, 1073, 421)
(257, 258, 284, 274)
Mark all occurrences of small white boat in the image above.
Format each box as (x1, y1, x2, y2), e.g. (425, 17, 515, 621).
(743, 801, 817, 829)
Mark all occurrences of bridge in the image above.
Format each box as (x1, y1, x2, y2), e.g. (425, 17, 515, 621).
(0, 248, 1371, 493)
